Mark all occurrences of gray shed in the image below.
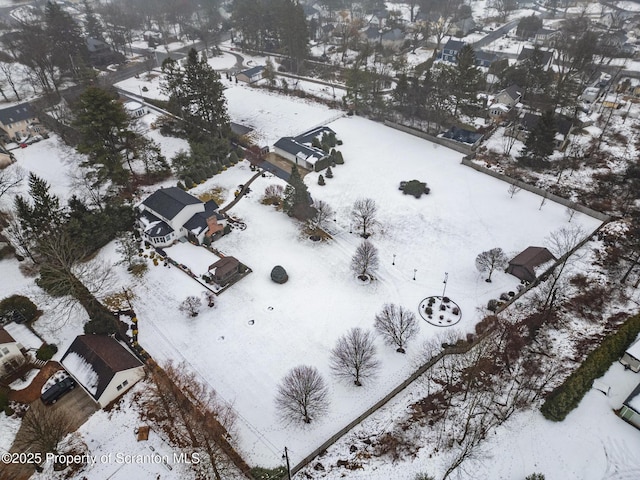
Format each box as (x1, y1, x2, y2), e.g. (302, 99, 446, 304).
(506, 247, 556, 283)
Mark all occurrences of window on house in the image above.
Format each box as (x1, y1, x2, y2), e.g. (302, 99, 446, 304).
(122, 380, 128, 387)
(1, 347, 9, 355)
(117, 384, 122, 391)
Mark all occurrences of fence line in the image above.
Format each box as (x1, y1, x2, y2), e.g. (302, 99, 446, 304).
(383, 120, 475, 155)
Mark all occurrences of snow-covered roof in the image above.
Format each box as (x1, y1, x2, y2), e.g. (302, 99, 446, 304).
(63, 352, 99, 395)
(62, 335, 143, 401)
(124, 101, 143, 111)
(3, 322, 42, 350)
(627, 339, 640, 361)
(141, 187, 202, 220)
(625, 381, 640, 413)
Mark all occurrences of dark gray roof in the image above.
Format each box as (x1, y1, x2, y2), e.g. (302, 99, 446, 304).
(145, 219, 173, 238)
(239, 65, 264, 78)
(183, 200, 223, 234)
(0, 102, 35, 126)
(443, 39, 466, 52)
(274, 137, 327, 161)
(517, 47, 553, 66)
(509, 246, 556, 268)
(141, 187, 201, 220)
(294, 126, 336, 145)
(475, 50, 498, 64)
(501, 84, 522, 101)
(62, 335, 142, 401)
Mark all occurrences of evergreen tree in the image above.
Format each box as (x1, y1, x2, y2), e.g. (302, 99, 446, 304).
(325, 166, 333, 178)
(45, 0, 88, 75)
(263, 57, 277, 87)
(74, 86, 132, 187)
(451, 45, 484, 116)
(518, 110, 556, 167)
(162, 48, 229, 141)
(82, 0, 104, 40)
(284, 165, 313, 219)
(14, 173, 64, 238)
(318, 174, 325, 186)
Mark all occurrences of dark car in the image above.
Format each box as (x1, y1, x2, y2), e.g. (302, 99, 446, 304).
(41, 377, 76, 405)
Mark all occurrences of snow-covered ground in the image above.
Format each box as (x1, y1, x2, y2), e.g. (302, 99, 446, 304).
(107, 111, 603, 469)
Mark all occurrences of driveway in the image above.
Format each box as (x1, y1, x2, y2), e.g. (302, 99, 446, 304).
(48, 385, 99, 431)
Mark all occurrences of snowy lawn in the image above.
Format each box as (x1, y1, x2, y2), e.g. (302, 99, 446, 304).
(125, 115, 602, 469)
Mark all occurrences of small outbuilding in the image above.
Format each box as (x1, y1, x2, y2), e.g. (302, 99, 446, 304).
(236, 66, 265, 83)
(271, 265, 288, 284)
(621, 340, 640, 373)
(506, 246, 556, 283)
(620, 381, 640, 429)
(208, 256, 240, 286)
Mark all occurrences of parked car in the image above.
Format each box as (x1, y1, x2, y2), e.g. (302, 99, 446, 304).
(41, 377, 76, 405)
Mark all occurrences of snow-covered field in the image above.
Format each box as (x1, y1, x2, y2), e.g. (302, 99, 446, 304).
(117, 112, 603, 468)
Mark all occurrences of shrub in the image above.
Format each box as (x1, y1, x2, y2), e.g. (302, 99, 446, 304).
(487, 299, 498, 311)
(442, 297, 450, 303)
(177, 181, 186, 190)
(229, 151, 239, 164)
(184, 176, 195, 189)
(541, 313, 640, 421)
(0, 295, 39, 323)
(525, 475, 545, 480)
(130, 262, 148, 277)
(334, 151, 344, 164)
(36, 343, 58, 361)
(318, 174, 325, 185)
(249, 466, 287, 480)
(326, 166, 333, 178)
(425, 307, 433, 315)
(500, 292, 510, 301)
(402, 180, 427, 198)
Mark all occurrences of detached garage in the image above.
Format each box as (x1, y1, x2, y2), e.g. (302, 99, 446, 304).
(620, 382, 640, 429)
(620, 339, 640, 372)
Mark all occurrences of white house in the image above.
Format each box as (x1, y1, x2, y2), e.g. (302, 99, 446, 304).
(620, 382, 640, 429)
(138, 187, 227, 247)
(61, 335, 145, 409)
(273, 126, 334, 171)
(621, 340, 640, 373)
(236, 66, 265, 84)
(124, 101, 147, 118)
(0, 327, 26, 379)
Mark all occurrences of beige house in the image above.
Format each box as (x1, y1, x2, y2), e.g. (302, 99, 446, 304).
(0, 327, 27, 379)
(62, 335, 145, 408)
(0, 102, 43, 142)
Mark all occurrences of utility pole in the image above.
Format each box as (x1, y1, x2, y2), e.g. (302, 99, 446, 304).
(283, 446, 292, 480)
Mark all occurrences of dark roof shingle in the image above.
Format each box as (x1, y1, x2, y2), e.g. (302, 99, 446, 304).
(141, 187, 201, 220)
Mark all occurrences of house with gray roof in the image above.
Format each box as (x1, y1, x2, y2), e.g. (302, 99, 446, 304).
(620, 381, 640, 429)
(273, 126, 335, 170)
(517, 47, 554, 70)
(0, 102, 44, 143)
(237, 65, 265, 83)
(506, 246, 556, 283)
(61, 335, 144, 408)
(138, 187, 227, 247)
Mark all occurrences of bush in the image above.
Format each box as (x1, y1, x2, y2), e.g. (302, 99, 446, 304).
(184, 176, 194, 189)
(318, 174, 325, 186)
(249, 466, 287, 480)
(36, 343, 58, 361)
(541, 313, 640, 422)
(425, 307, 433, 315)
(0, 295, 39, 323)
(525, 474, 545, 480)
(402, 180, 427, 198)
(334, 150, 344, 164)
(326, 166, 333, 178)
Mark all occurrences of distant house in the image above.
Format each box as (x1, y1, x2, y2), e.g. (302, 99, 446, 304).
(506, 246, 556, 283)
(517, 47, 554, 70)
(86, 37, 124, 67)
(138, 187, 227, 247)
(533, 28, 559, 46)
(441, 38, 466, 62)
(236, 66, 265, 84)
(620, 381, 640, 429)
(273, 126, 334, 171)
(474, 50, 498, 68)
(208, 256, 241, 286)
(0, 327, 26, 379)
(440, 126, 482, 148)
(512, 112, 574, 149)
(61, 335, 144, 409)
(0, 102, 43, 142)
(488, 103, 510, 121)
(621, 340, 640, 373)
(580, 86, 601, 104)
(123, 101, 146, 118)
(495, 84, 523, 108)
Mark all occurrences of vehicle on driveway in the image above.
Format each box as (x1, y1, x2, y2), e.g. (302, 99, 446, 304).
(41, 377, 76, 405)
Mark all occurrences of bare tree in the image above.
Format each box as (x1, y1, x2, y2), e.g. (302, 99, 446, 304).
(507, 183, 521, 198)
(14, 403, 74, 455)
(475, 248, 508, 282)
(566, 206, 577, 222)
(275, 365, 329, 424)
(307, 200, 334, 231)
(0, 166, 24, 203)
(263, 184, 284, 204)
(0, 62, 22, 101)
(351, 240, 379, 279)
(115, 231, 141, 269)
(180, 296, 202, 317)
(142, 361, 239, 480)
(374, 304, 419, 354)
(351, 198, 378, 238)
(330, 327, 379, 386)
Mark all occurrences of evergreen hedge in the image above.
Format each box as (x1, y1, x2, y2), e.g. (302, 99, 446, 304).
(541, 314, 640, 421)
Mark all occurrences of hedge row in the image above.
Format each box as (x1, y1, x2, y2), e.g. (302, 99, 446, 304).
(541, 314, 640, 422)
